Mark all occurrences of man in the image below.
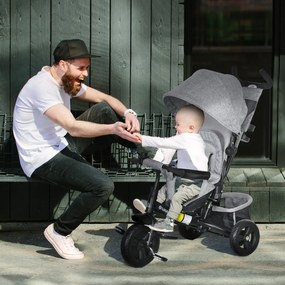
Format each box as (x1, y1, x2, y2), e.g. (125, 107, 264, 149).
(13, 39, 140, 260)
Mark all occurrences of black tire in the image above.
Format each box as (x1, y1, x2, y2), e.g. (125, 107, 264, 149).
(121, 224, 160, 267)
(177, 223, 202, 240)
(230, 219, 260, 256)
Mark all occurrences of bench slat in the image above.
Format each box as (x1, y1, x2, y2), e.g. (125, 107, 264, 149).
(262, 168, 285, 186)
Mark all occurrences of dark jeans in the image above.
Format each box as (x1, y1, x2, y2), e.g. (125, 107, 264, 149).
(32, 102, 127, 235)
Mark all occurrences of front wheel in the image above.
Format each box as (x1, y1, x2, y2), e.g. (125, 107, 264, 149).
(229, 219, 260, 256)
(121, 224, 160, 267)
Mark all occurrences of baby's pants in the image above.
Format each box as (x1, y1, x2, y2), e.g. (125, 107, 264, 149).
(157, 179, 201, 220)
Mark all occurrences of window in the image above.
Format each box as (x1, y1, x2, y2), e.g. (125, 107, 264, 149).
(184, 0, 273, 164)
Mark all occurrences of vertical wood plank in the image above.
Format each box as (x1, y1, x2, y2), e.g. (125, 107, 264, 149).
(91, 0, 110, 94)
(178, 0, 184, 83)
(49, 185, 69, 220)
(178, 45, 184, 83)
(10, 183, 30, 220)
(262, 168, 285, 186)
(269, 187, 285, 222)
(226, 168, 247, 186)
(223, 186, 231, 192)
(51, 0, 91, 111)
(30, 182, 50, 220)
(109, 185, 130, 222)
(244, 168, 266, 186)
(151, 0, 171, 114)
(250, 187, 270, 222)
(31, 0, 51, 76)
(110, 0, 131, 106)
(0, 182, 10, 220)
(10, 0, 31, 112)
(170, 0, 179, 90)
(51, 0, 91, 48)
(131, 0, 151, 115)
(0, 0, 10, 114)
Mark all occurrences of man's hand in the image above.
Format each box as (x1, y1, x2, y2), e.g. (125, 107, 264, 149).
(113, 121, 141, 143)
(124, 113, 140, 133)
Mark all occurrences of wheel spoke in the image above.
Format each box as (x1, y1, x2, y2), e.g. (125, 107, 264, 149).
(244, 226, 252, 237)
(243, 238, 251, 250)
(237, 232, 245, 246)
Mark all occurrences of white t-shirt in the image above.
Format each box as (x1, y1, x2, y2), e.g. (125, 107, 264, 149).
(142, 133, 208, 171)
(13, 66, 87, 177)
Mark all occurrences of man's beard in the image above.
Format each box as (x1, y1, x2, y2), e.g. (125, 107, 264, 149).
(61, 73, 82, 97)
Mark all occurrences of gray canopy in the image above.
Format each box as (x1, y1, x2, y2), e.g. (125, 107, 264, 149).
(163, 69, 248, 134)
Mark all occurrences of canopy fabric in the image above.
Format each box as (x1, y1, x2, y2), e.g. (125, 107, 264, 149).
(163, 69, 248, 134)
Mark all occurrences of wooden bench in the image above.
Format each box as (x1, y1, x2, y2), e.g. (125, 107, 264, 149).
(0, 167, 285, 223)
(0, 170, 164, 223)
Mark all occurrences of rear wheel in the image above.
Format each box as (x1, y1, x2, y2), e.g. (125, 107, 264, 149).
(177, 223, 202, 240)
(230, 219, 260, 256)
(121, 224, 160, 267)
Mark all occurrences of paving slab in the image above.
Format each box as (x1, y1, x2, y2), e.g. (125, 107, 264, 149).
(0, 223, 284, 285)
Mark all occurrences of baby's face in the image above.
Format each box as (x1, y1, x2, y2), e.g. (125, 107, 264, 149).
(175, 122, 188, 134)
(175, 112, 193, 134)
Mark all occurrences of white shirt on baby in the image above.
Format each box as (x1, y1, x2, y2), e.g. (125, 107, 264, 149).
(142, 133, 208, 171)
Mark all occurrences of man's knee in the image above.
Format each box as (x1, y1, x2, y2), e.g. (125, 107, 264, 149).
(77, 102, 118, 124)
(93, 177, 114, 197)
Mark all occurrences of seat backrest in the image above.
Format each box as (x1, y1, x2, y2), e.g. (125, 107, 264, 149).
(197, 130, 225, 197)
(183, 129, 226, 208)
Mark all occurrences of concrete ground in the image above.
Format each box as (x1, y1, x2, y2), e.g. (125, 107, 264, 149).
(0, 222, 284, 285)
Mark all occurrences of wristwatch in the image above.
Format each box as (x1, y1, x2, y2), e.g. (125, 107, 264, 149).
(124, 109, 137, 117)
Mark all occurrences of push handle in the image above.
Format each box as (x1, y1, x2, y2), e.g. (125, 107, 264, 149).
(231, 66, 272, 90)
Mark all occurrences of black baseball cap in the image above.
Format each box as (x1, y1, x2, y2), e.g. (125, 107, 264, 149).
(53, 39, 99, 62)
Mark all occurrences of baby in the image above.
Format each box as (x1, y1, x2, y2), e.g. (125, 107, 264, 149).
(134, 105, 208, 232)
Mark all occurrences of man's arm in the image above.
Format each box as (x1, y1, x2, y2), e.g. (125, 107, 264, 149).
(78, 86, 140, 132)
(44, 103, 140, 142)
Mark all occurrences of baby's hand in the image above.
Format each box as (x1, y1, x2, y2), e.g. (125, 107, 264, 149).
(133, 132, 142, 143)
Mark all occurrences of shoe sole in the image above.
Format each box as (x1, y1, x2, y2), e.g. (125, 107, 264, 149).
(44, 226, 84, 260)
(133, 199, 146, 213)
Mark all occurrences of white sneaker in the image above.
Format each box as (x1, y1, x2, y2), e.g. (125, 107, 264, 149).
(44, 224, 84, 260)
(148, 217, 174, 233)
(133, 199, 146, 213)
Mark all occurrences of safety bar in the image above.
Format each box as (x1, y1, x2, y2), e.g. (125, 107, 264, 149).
(162, 164, 210, 180)
(139, 158, 210, 180)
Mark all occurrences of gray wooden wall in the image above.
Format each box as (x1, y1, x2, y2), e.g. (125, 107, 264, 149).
(0, 0, 184, 116)
(0, 0, 184, 222)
